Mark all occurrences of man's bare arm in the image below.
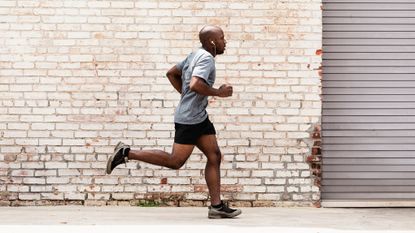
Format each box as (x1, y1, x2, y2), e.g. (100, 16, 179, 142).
(189, 76, 232, 97)
(166, 65, 182, 94)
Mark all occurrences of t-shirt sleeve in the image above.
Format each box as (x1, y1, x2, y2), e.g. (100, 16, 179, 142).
(192, 55, 214, 82)
(176, 58, 187, 71)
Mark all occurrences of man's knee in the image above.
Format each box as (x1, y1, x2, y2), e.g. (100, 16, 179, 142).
(215, 149, 222, 161)
(208, 149, 222, 165)
(169, 159, 186, 170)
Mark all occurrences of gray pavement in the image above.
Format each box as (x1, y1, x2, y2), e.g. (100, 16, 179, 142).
(0, 206, 415, 233)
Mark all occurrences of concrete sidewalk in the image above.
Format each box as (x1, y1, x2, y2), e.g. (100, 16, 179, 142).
(1, 206, 415, 233)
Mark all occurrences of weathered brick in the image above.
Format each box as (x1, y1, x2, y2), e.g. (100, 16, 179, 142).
(19, 193, 40, 200)
(46, 177, 69, 184)
(23, 178, 46, 184)
(7, 185, 30, 192)
(252, 170, 274, 177)
(65, 193, 86, 200)
(243, 186, 267, 193)
(11, 170, 35, 177)
(112, 193, 134, 200)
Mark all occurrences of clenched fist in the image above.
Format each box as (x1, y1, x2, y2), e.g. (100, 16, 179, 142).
(218, 84, 233, 97)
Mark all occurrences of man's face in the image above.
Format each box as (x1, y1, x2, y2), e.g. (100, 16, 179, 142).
(213, 30, 227, 55)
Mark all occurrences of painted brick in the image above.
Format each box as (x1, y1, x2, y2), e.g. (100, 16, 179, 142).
(65, 193, 85, 200)
(112, 193, 134, 200)
(243, 186, 266, 193)
(252, 170, 274, 177)
(7, 185, 30, 192)
(11, 170, 34, 177)
(46, 177, 70, 184)
(19, 193, 40, 200)
(23, 178, 46, 185)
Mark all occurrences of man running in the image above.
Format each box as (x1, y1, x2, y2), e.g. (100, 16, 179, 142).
(106, 25, 241, 219)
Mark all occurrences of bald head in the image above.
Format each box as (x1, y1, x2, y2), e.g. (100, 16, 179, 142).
(199, 25, 222, 44)
(199, 25, 226, 56)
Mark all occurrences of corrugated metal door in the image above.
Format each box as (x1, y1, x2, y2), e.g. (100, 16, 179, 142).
(322, 0, 415, 207)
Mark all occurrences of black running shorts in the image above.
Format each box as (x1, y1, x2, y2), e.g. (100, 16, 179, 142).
(174, 117, 216, 145)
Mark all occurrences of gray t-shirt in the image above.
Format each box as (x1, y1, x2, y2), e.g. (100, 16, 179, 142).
(174, 48, 216, 124)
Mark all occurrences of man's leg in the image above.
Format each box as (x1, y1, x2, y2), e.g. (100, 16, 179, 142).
(196, 134, 222, 205)
(196, 134, 242, 218)
(128, 143, 195, 169)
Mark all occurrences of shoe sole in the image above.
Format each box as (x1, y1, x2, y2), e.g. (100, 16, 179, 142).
(114, 141, 125, 152)
(106, 142, 125, 175)
(106, 152, 116, 175)
(208, 209, 242, 219)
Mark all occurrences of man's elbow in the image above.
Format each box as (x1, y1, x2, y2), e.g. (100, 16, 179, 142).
(189, 82, 197, 92)
(166, 66, 180, 79)
(166, 70, 172, 78)
(189, 78, 198, 92)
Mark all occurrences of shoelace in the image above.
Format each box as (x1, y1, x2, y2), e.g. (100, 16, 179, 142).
(219, 202, 236, 213)
(123, 148, 129, 162)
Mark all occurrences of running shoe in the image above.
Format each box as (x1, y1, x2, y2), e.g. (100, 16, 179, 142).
(208, 201, 242, 219)
(106, 141, 130, 174)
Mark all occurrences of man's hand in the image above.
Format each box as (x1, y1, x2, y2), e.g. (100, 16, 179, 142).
(218, 84, 233, 97)
(166, 66, 182, 94)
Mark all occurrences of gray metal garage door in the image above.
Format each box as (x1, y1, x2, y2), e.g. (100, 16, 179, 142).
(322, 0, 415, 207)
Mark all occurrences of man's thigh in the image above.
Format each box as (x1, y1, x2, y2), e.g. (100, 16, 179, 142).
(171, 143, 195, 163)
(196, 134, 221, 156)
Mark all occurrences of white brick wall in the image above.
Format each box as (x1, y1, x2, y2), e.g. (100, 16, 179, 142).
(0, 0, 322, 207)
